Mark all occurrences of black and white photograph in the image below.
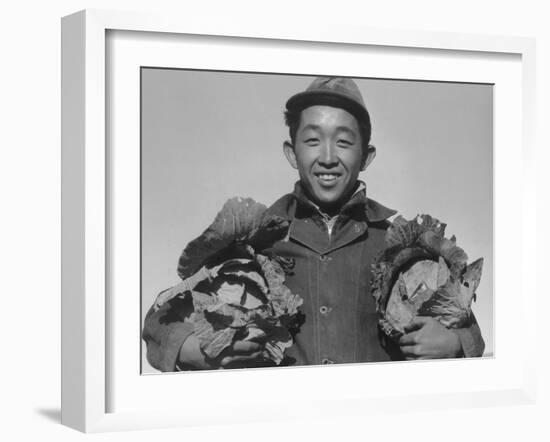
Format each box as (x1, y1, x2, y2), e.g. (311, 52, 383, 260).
(140, 70, 493, 373)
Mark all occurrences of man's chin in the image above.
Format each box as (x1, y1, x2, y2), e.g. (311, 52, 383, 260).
(301, 183, 351, 212)
(309, 185, 361, 213)
(311, 193, 345, 212)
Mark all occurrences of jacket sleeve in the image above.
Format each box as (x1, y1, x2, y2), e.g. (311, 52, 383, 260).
(142, 293, 196, 372)
(453, 314, 485, 357)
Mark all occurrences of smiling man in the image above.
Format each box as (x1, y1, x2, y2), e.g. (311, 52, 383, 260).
(142, 76, 485, 370)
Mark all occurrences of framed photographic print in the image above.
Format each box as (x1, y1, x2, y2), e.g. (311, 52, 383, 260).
(61, 9, 537, 432)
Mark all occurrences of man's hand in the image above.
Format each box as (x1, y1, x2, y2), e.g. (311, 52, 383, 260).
(398, 317, 462, 360)
(218, 340, 266, 368)
(178, 334, 267, 370)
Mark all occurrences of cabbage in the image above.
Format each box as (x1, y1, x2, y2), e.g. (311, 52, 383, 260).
(371, 215, 483, 340)
(153, 197, 303, 366)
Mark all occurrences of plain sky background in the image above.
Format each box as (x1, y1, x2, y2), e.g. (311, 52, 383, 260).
(2, 1, 549, 441)
(141, 69, 494, 373)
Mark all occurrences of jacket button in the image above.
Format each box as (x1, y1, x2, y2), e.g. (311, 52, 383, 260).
(320, 254, 327, 261)
(321, 358, 334, 365)
(319, 305, 330, 315)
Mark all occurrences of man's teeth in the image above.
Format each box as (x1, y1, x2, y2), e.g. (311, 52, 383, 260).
(318, 174, 338, 181)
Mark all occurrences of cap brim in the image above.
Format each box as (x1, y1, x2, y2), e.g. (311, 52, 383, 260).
(285, 91, 370, 125)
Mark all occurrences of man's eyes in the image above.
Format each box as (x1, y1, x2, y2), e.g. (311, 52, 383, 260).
(337, 139, 354, 146)
(302, 138, 354, 146)
(304, 138, 320, 146)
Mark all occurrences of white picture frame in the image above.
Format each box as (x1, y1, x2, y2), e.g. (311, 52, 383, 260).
(61, 9, 537, 433)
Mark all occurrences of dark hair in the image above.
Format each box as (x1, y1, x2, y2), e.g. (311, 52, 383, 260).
(284, 106, 372, 151)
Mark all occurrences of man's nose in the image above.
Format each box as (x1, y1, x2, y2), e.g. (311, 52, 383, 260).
(318, 142, 338, 167)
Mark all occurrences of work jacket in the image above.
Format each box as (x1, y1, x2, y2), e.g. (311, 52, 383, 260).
(262, 183, 484, 365)
(142, 183, 485, 371)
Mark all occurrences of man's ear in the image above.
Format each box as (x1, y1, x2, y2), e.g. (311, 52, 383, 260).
(361, 144, 377, 171)
(283, 141, 298, 170)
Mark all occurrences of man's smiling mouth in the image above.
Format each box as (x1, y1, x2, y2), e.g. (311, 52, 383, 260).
(314, 172, 342, 184)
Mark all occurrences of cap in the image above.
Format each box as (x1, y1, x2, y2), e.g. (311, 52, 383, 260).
(285, 77, 370, 127)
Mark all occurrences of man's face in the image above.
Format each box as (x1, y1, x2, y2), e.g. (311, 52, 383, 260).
(284, 105, 374, 211)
